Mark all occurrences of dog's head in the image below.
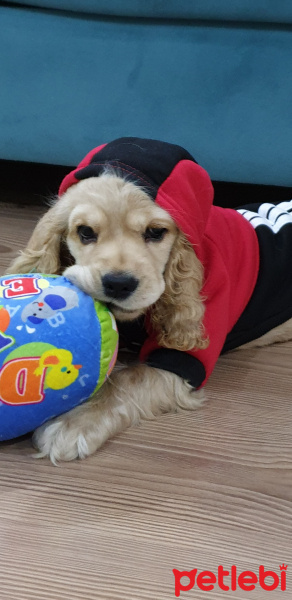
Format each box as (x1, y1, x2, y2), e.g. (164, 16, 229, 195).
(58, 173, 179, 322)
(10, 138, 214, 350)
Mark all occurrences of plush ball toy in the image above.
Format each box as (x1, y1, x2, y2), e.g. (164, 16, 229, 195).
(0, 274, 119, 441)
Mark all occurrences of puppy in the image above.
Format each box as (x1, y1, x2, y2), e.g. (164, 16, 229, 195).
(9, 137, 292, 463)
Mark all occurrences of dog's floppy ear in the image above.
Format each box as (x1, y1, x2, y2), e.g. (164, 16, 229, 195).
(8, 199, 72, 275)
(150, 231, 208, 351)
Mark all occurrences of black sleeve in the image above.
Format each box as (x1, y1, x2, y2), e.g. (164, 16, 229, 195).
(145, 348, 206, 389)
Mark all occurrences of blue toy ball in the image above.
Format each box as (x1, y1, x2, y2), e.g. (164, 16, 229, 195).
(0, 274, 119, 440)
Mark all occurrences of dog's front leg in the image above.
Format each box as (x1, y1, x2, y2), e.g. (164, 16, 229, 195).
(33, 364, 205, 463)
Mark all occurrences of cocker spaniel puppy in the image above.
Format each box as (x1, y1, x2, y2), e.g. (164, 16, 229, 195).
(9, 137, 292, 462)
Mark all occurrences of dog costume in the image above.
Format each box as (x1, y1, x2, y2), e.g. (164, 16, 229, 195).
(59, 138, 292, 388)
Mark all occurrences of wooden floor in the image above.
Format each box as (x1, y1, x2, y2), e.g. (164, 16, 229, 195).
(0, 200, 291, 599)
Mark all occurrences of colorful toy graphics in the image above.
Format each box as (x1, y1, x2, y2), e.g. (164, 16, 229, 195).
(0, 275, 119, 440)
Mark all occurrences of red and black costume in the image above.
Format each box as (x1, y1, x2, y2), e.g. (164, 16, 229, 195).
(59, 138, 292, 388)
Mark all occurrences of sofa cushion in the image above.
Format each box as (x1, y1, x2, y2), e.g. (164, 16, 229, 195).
(1, 3, 291, 186)
(5, 0, 292, 24)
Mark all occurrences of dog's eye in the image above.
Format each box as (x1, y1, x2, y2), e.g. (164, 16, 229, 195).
(77, 225, 98, 245)
(143, 227, 168, 242)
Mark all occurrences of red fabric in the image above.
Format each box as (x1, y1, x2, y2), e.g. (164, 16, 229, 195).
(139, 157, 260, 386)
(155, 160, 214, 249)
(140, 204, 260, 386)
(58, 144, 107, 196)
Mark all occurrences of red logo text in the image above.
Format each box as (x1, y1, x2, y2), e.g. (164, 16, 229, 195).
(173, 565, 287, 596)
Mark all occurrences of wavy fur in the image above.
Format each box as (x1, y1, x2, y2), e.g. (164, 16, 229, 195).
(150, 231, 208, 351)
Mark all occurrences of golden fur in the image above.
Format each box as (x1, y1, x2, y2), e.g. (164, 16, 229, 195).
(151, 234, 208, 351)
(9, 173, 292, 463)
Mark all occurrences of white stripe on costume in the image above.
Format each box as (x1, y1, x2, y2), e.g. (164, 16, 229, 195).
(238, 200, 292, 233)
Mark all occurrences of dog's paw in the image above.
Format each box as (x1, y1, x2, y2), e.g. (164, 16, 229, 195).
(32, 408, 102, 464)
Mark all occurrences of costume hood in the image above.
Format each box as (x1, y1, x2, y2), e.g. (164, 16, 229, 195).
(59, 137, 214, 249)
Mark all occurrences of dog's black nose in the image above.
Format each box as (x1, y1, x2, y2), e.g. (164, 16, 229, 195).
(102, 273, 139, 300)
